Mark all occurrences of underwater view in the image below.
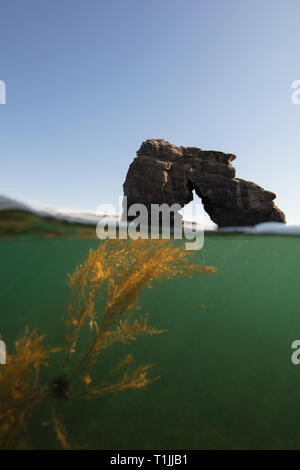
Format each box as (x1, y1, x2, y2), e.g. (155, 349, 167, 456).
(1, 210, 300, 450)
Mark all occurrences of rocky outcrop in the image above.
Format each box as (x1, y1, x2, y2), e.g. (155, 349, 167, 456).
(123, 139, 285, 227)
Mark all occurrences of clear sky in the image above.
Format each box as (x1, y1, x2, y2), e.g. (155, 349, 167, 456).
(1, 0, 300, 223)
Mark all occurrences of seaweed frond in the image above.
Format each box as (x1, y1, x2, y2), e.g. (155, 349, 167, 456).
(0, 328, 51, 449)
(0, 239, 216, 449)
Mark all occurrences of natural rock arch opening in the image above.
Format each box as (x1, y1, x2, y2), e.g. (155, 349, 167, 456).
(123, 139, 285, 227)
(178, 189, 216, 229)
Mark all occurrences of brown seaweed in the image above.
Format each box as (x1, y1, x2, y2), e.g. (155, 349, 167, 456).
(0, 239, 216, 449)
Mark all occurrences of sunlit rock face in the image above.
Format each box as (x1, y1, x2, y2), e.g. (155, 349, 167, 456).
(123, 139, 285, 227)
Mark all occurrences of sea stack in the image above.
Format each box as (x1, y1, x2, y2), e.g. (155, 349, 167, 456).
(123, 139, 285, 227)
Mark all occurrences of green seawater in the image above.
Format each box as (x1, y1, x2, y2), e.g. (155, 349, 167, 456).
(1, 233, 300, 449)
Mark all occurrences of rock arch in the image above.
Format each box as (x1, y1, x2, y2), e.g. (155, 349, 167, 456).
(123, 139, 285, 227)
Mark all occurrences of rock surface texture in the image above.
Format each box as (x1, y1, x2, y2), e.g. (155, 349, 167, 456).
(123, 139, 285, 227)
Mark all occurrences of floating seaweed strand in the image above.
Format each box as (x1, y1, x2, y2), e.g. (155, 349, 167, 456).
(0, 239, 216, 449)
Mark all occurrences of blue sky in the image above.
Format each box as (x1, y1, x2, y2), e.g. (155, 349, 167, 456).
(1, 0, 300, 223)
